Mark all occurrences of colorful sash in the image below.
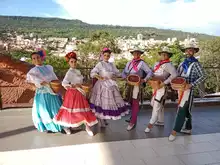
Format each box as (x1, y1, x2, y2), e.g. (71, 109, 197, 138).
(131, 58, 141, 72)
(182, 56, 198, 74)
(128, 58, 142, 73)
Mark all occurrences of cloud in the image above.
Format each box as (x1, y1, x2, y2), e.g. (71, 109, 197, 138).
(54, 0, 220, 35)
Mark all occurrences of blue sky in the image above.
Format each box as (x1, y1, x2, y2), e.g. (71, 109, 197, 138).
(0, 0, 67, 18)
(0, 0, 219, 36)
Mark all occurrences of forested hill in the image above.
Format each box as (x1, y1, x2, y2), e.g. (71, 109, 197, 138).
(0, 15, 216, 40)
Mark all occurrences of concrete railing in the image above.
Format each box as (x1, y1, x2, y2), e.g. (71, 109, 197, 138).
(1, 66, 220, 110)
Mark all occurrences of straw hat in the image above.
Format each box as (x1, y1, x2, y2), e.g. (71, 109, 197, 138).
(181, 42, 199, 53)
(130, 46, 145, 54)
(158, 47, 173, 57)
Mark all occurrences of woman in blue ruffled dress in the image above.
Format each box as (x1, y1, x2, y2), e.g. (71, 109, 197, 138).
(26, 49, 64, 133)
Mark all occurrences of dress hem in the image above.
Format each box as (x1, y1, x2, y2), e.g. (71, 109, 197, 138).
(91, 109, 129, 120)
(53, 119, 98, 127)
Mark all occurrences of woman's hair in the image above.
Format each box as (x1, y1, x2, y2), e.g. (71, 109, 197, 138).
(99, 47, 111, 61)
(30, 52, 38, 58)
(30, 49, 46, 61)
(65, 51, 77, 62)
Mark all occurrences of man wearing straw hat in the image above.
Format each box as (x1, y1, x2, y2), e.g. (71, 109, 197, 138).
(122, 46, 153, 131)
(169, 42, 206, 141)
(145, 47, 177, 133)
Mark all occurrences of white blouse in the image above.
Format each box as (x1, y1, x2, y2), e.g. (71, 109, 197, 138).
(62, 68, 84, 88)
(90, 61, 121, 78)
(26, 65, 58, 88)
(153, 62, 177, 85)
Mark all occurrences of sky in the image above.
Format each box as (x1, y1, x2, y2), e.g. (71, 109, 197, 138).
(0, 0, 219, 36)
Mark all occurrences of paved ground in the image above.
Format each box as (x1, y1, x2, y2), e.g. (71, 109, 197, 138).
(1, 133, 220, 165)
(0, 106, 220, 153)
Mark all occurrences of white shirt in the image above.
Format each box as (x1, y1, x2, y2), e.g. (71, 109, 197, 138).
(26, 65, 58, 88)
(62, 68, 84, 88)
(90, 61, 121, 78)
(153, 62, 177, 85)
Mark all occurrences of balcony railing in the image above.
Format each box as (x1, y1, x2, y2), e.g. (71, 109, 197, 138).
(1, 67, 220, 110)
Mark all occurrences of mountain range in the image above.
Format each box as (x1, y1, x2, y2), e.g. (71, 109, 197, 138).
(0, 15, 216, 40)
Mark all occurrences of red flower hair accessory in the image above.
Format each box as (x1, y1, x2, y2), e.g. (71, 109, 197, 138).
(65, 52, 77, 62)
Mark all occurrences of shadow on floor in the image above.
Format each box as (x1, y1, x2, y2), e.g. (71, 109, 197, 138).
(0, 125, 35, 139)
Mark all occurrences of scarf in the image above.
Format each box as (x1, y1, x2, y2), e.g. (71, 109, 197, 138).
(154, 59, 170, 72)
(182, 56, 198, 74)
(131, 58, 142, 72)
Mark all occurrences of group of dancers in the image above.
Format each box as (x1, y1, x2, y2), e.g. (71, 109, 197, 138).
(26, 41, 206, 141)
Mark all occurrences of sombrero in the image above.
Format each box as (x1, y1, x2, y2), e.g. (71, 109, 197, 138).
(158, 47, 173, 57)
(181, 43, 199, 53)
(130, 46, 145, 54)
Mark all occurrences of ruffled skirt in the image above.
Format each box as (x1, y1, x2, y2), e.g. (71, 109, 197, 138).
(32, 86, 63, 132)
(54, 88, 98, 127)
(90, 80, 129, 120)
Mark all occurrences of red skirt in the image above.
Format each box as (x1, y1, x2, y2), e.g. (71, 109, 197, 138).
(54, 88, 98, 127)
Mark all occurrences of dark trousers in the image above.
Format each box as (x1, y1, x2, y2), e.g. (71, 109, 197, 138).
(173, 89, 193, 132)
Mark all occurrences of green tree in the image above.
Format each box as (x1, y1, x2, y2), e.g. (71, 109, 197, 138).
(77, 31, 121, 68)
(142, 47, 160, 68)
(169, 41, 185, 67)
(115, 58, 129, 69)
(9, 49, 31, 60)
(44, 54, 69, 78)
(199, 37, 220, 93)
(90, 31, 121, 53)
(77, 41, 100, 67)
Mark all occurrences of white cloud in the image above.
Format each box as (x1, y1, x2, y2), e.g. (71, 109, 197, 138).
(54, 0, 220, 35)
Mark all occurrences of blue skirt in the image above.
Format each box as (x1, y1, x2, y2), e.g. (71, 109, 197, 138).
(32, 86, 63, 132)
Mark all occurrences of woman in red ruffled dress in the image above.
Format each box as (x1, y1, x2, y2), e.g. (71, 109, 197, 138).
(53, 52, 98, 136)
